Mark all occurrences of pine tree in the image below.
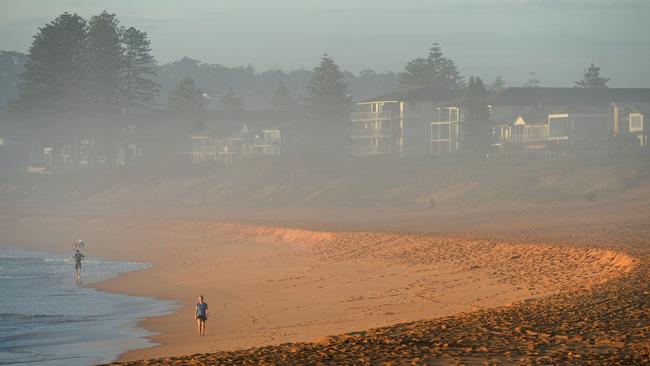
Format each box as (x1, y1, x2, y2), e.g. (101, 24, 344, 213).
(220, 86, 243, 111)
(489, 75, 506, 92)
(462, 76, 491, 157)
(169, 74, 205, 113)
(439, 57, 466, 91)
(398, 43, 465, 96)
(122, 26, 160, 113)
(398, 58, 432, 88)
(87, 11, 124, 120)
(574, 63, 609, 88)
(12, 11, 163, 164)
(169, 74, 205, 133)
(523, 72, 541, 87)
(427, 43, 445, 67)
(302, 53, 353, 152)
(268, 82, 295, 111)
(303, 53, 352, 124)
(15, 12, 89, 129)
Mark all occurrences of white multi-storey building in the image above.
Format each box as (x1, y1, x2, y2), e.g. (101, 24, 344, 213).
(350, 87, 462, 158)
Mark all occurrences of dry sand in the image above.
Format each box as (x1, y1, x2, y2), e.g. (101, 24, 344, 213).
(0, 214, 637, 363)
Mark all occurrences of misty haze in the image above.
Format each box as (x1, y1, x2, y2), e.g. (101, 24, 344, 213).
(0, 1, 648, 365)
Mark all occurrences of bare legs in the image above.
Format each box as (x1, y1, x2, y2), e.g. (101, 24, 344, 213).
(197, 318, 206, 336)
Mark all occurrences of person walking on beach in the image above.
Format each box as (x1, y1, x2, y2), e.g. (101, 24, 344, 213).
(195, 295, 209, 336)
(73, 249, 85, 279)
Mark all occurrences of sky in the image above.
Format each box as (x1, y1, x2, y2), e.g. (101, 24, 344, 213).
(1, 0, 649, 87)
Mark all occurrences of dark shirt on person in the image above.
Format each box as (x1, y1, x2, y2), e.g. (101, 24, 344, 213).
(196, 303, 208, 320)
(73, 253, 84, 268)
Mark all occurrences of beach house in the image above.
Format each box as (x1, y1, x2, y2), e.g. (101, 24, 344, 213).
(187, 111, 297, 165)
(492, 88, 650, 150)
(350, 87, 462, 157)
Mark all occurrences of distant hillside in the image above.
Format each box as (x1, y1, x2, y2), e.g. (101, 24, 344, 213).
(1, 152, 648, 210)
(154, 57, 397, 109)
(0, 52, 397, 111)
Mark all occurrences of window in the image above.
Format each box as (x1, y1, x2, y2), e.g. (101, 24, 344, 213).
(630, 113, 643, 132)
(549, 116, 570, 139)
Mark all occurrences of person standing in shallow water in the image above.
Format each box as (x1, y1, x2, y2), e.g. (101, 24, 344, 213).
(195, 295, 209, 336)
(73, 249, 85, 279)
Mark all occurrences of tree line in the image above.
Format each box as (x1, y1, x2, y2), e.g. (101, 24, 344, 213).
(6, 10, 612, 156)
(156, 56, 396, 111)
(10, 11, 159, 141)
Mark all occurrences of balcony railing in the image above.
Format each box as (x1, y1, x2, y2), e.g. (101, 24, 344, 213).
(350, 128, 393, 138)
(351, 111, 393, 121)
(497, 125, 550, 144)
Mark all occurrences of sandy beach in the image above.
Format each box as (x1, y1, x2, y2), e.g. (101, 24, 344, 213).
(4, 1, 650, 363)
(0, 207, 641, 363)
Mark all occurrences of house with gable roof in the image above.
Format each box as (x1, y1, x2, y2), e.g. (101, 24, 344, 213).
(492, 87, 650, 149)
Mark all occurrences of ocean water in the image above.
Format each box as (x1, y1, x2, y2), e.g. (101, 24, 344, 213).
(0, 248, 177, 366)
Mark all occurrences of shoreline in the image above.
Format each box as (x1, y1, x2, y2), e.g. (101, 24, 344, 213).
(0, 214, 638, 363)
(0, 247, 176, 365)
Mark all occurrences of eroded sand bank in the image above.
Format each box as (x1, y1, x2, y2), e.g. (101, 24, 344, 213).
(0, 216, 635, 362)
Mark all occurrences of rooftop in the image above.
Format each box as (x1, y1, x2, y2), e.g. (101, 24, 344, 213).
(493, 87, 650, 106)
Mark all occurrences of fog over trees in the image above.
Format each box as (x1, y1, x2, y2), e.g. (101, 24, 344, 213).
(8, 11, 159, 146)
(462, 77, 490, 156)
(13, 13, 89, 135)
(168, 74, 205, 133)
(523, 72, 541, 88)
(122, 26, 161, 113)
(575, 63, 610, 89)
(489, 76, 506, 93)
(151, 57, 397, 111)
(0, 51, 26, 109)
(301, 54, 353, 153)
(0, 6, 646, 211)
(398, 43, 466, 96)
(0, 8, 638, 175)
(3, 11, 617, 121)
(219, 87, 244, 112)
(268, 82, 296, 112)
